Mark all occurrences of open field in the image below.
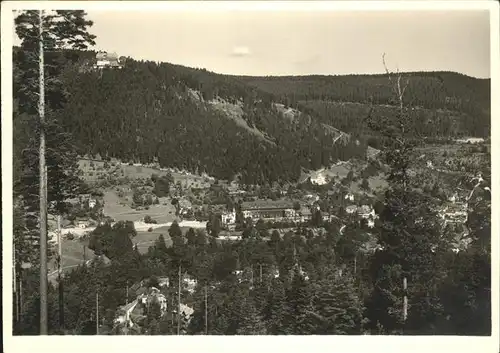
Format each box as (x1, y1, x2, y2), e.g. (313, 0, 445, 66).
(134, 227, 172, 253)
(58, 224, 207, 277)
(78, 158, 213, 188)
(103, 190, 177, 224)
(48, 239, 95, 283)
(325, 162, 354, 179)
(367, 173, 388, 191)
(135, 225, 210, 253)
(49, 239, 94, 270)
(347, 173, 388, 195)
(60, 220, 207, 241)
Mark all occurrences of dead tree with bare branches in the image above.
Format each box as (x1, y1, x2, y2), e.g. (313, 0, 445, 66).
(364, 54, 447, 335)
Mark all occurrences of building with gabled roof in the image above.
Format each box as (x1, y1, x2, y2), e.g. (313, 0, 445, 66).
(114, 300, 139, 328)
(241, 199, 296, 221)
(94, 51, 123, 69)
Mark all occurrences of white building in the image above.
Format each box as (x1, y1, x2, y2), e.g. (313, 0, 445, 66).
(183, 277, 197, 294)
(158, 295, 167, 311)
(139, 294, 148, 305)
(310, 170, 328, 185)
(345, 193, 355, 202)
(158, 277, 170, 288)
(272, 268, 280, 279)
(448, 193, 458, 203)
(48, 231, 58, 244)
(94, 51, 123, 69)
(233, 270, 244, 283)
(77, 220, 89, 229)
(179, 304, 194, 321)
(114, 300, 139, 327)
(456, 137, 485, 144)
(322, 214, 335, 222)
(221, 209, 236, 226)
(142, 288, 168, 312)
(346, 205, 357, 214)
(358, 205, 375, 219)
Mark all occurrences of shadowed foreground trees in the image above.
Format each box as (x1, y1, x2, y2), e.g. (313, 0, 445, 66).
(13, 207, 491, 336)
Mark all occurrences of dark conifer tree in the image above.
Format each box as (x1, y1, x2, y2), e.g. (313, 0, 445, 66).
(364, 57, 448, 334)
(266, 278, 289, 334)
(286, 267, 316, 334)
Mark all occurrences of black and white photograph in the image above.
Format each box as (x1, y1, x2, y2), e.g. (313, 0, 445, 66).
(2, 1, 498, 351)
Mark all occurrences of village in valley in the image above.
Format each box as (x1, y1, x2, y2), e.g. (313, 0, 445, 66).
(44, 126, 488, 331)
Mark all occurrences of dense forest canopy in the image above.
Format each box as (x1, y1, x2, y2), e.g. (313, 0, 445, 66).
(238, 72, 490, 138)
(237, 71, 490, 113)
(13, 47, 490, 185)
(14, 47, 367, 185)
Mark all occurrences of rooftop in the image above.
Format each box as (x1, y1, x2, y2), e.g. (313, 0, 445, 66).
(357, 205, 373, 214)
(441, 202, 468, 213)
(119, 300, 138, 314)
(241, 199, 295, 210)
(300, 208, 312, 216)
(96, 51, 119, 60)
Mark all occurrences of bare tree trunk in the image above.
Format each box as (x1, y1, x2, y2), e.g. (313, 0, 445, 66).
(354, 255, 357, 275)
(38, 9, 48, 336)
(177, 264, 181, 335)
(170, 296, 174, 333)
(403, 277, 408, 328)
(58, 215, 64, 331)
(13, 247, 19, 324)
(205, 284, 208, 335)
(20, 275, 23, 322)
(96, 291, 99, 335)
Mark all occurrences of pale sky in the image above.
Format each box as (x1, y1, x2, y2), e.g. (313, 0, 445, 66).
(13, 8, 491, 78)
(86, 9, 491, 78)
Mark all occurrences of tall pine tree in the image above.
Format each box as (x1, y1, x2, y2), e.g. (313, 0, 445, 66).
(266, 278, 289, 334)
(364, 55, 447, 334)
(286, 267, 316, 334)
(14, 10, 96, 334)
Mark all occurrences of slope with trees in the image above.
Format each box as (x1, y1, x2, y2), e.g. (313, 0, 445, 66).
(238, 71, 490, 141)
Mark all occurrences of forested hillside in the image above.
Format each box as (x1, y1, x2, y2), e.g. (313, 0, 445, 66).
(239, 72, 491, 138)
(13, 48, 490, 184)
(25, 50, 366, 185)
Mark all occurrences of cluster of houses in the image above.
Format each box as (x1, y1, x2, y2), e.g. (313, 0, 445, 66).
(440, 203, 468, 225)
(345, 204, 377, 228)
(114, 278, 169, 329)
(216, 187, 378, 230)
(114, 276, 195, 331)
(438, 192, 469, 227)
